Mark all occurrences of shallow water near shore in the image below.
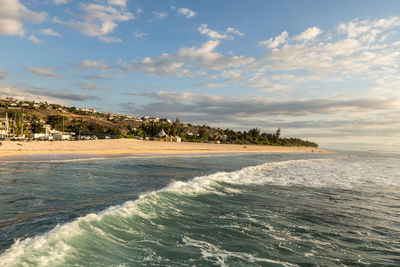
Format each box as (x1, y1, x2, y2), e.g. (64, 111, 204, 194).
(0, 151, 399, 266)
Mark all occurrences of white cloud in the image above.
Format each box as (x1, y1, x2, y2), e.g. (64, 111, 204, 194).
(198, 24, 244, 40)
(122, 55, 189, 77)
(0, 18, 24, 35)
(53, 0, 71, 5)
(248, 76, 274, 89)
(337, 17, 400, 38)
(99, 36, 122, 43)
(220, 70, 243, 82)
(176, 40, 254, 70)
(28, 34, 42, 44)
(54, 3, 133, 42)
(126, 91, 398, 119)
(75, 82, 103, 91)
(80, 60, 111, 71)
(226, 27, 244, 36)
(26, 67, 57, 77)
(248, 17, 400, 98)
(0, 84, 61, 103)
(153, 11, 168, 19)
(136, 8, 143, 14)
(82, 73, 108, 80)
(259, 31, 288, 49)
(134, 31, 148, 38)
(177, 7, 196, 19)
(294, 26, 322, 40)
(107, 0, 127, 7)
(259, 83, 289, 91)
(194, 83, 225, 88)
(38, 28, 61, 37)
(270, 74, 296, 81)
(198, 24, 228, 39)
(0, 0, 46, 36)
(122, 40, 254, 76)
(372, 74, 400, 97)
(259, 32, 398, 77)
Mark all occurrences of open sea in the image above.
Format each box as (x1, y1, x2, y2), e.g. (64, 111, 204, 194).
(0, 151, 399, 266)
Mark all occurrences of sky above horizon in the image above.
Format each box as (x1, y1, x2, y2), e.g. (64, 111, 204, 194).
(0, 0, 400, 151)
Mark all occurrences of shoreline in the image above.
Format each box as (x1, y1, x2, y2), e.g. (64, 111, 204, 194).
(0, 139, 330, 160)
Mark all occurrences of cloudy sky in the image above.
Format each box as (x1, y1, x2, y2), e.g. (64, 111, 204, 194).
(1, 0, 400, 151)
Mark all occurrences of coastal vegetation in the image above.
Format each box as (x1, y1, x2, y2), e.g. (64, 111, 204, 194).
(0, 98, 318, 147)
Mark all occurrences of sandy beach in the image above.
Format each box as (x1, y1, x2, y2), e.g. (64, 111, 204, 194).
(0, 139, 328, 158)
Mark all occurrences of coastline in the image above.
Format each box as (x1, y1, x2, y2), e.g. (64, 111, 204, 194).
(0, 139, 329, 160)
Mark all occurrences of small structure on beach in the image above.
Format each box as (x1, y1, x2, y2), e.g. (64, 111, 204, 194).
(153, 129, 169, 142)
(152, 129, 181, 142)
(157, 129, 167, 137)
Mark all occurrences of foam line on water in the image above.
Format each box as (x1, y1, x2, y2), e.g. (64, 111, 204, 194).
(0, 151, 273, 163)
(182, 236, 298, 267)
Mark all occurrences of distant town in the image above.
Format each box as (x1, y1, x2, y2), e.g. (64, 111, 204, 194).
(0, 97, 318, 147)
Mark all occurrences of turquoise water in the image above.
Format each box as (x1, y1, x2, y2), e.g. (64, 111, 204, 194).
(0, 152, 399, 266)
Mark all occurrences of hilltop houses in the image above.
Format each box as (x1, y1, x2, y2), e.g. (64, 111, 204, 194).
(0, 98, 41, 110)
(0, 97, 199, 143)
(78, 108, 97, 113)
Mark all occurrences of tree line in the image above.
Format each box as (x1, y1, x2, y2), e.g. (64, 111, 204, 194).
(2, 111, 318, 147)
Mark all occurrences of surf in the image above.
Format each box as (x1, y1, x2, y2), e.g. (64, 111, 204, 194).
(1, 155, 399, 266)
(0, 159, 318, 266)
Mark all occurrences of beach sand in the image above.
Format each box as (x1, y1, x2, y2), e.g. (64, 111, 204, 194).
(0, 139, 328, 159)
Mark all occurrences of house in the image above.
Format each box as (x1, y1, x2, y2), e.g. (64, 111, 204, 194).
(31, 125, 74, 140)
(160, 118, 172, 124)
(153, 129, 181, 142)
(186, 130, 199, 136)
(78, 108, 97, 113)
(172, 136, 181, 142)
(148, 117, 160, 123)
(32, 124, 53, 140)
(52, 133, 72, 140)
(52, 130, 75, 140)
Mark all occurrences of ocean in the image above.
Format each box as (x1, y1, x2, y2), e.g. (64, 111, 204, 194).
(0, 151, 399, 266)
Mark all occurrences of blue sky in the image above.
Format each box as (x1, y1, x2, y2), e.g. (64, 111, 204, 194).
(1, 0, 400, 151)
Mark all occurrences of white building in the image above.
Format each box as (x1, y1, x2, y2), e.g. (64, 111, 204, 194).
(0, 113, 10, 138)
(31, 125, 73, 140)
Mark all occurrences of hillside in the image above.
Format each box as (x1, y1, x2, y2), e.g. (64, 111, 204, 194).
(0, 98, 319, 147)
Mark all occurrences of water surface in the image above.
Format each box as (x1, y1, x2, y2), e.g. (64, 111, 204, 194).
(0, 151, 399, 266)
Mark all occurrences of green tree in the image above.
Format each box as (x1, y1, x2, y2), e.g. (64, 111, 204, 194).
(30, 115, 45, 133)
(274, 128, 281, 144)
(106, 127, 121, 136)
(198, 128, 209, 141)
(47, 115, 67, 131)
(7, 111, 24, 136)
